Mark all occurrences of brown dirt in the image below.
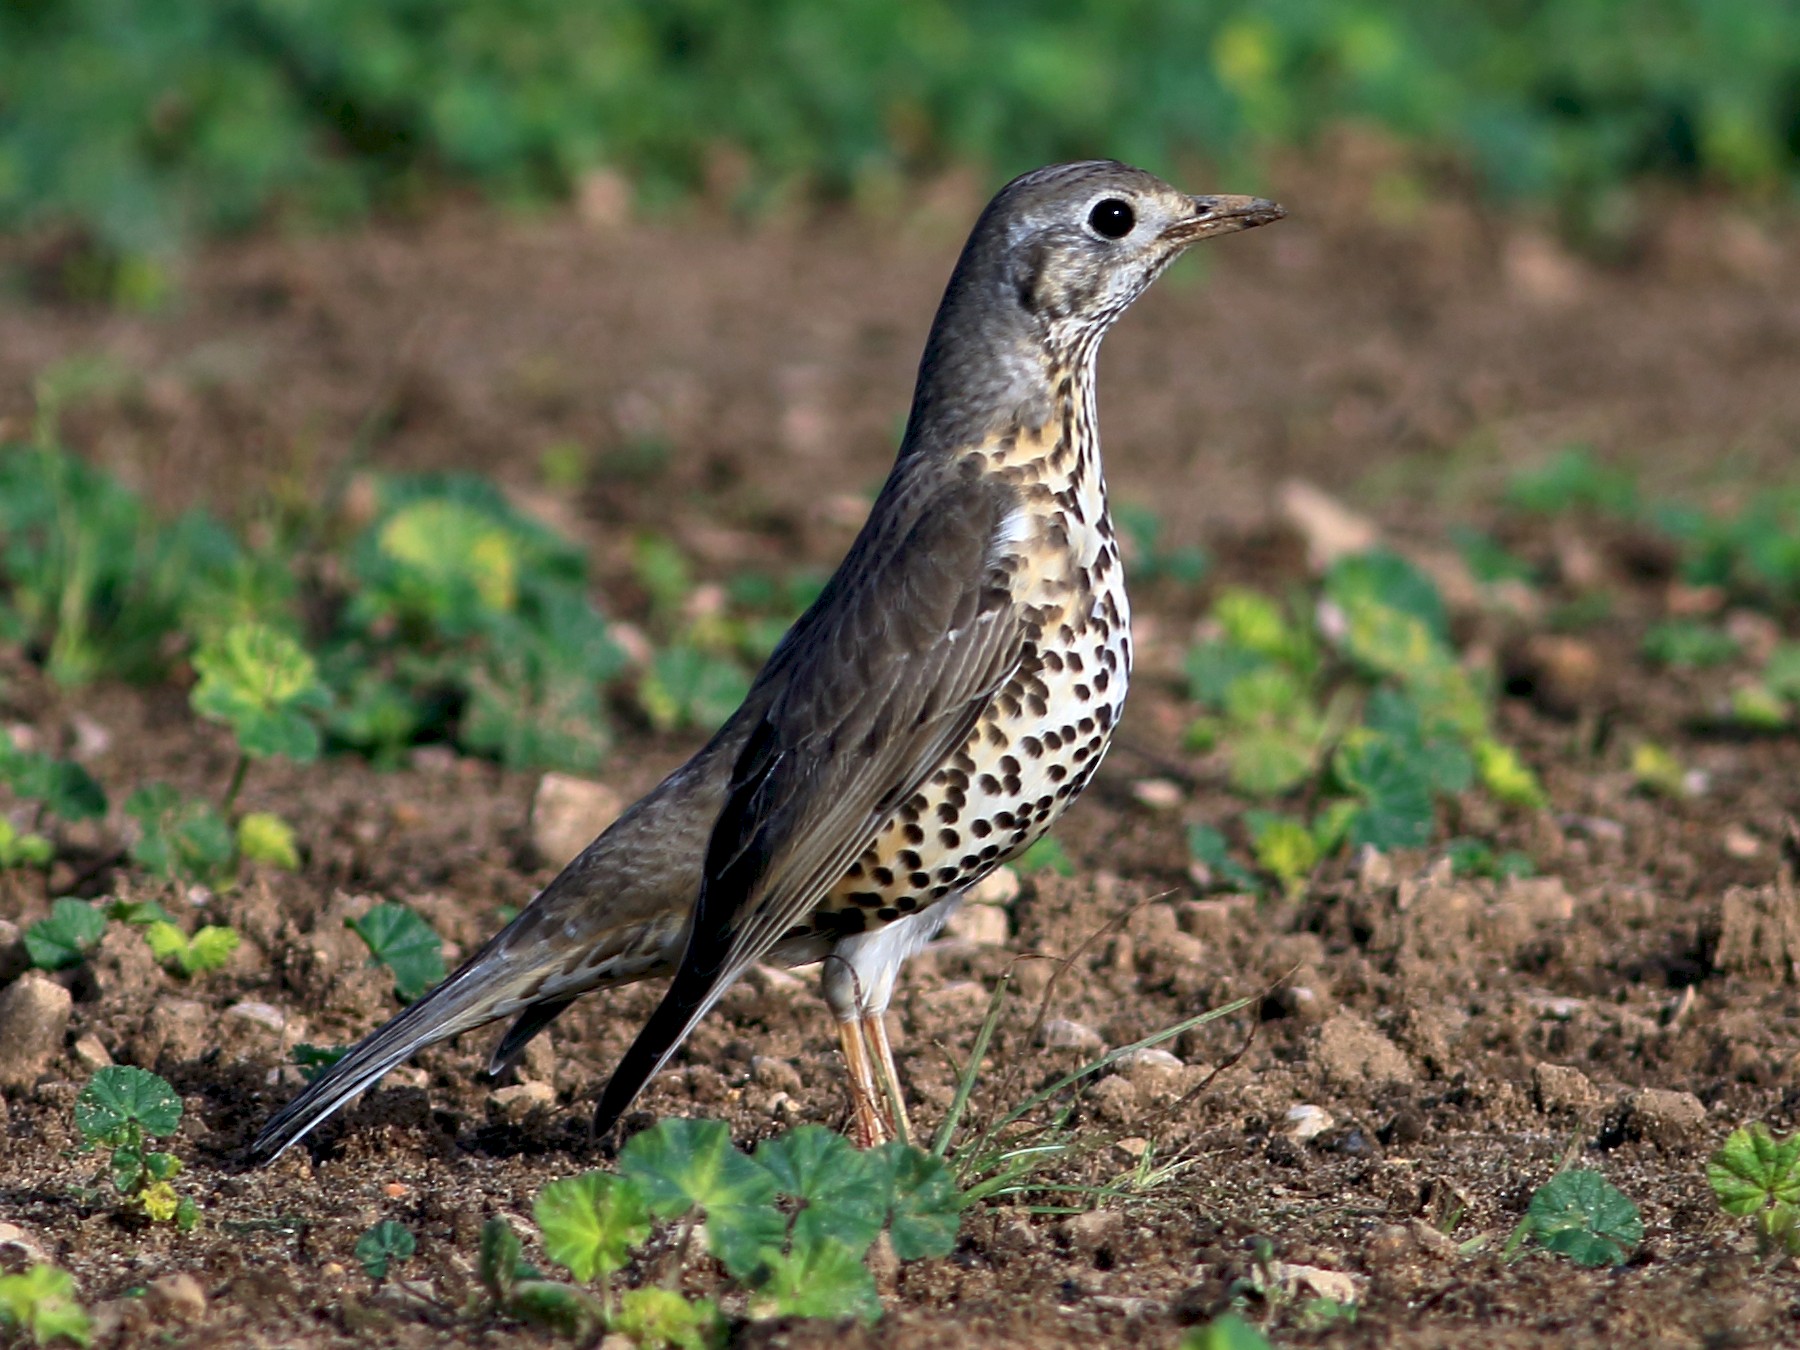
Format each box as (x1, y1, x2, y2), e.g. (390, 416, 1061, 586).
(4, 169, 1800, 1348)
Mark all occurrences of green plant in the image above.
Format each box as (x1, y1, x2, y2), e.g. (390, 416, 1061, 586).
(1707, 1122, 1800, 1258)
(0, 1264, 91, 1348)
(1182, 1313, 1272, 1350)
(349, 902, 447, 1003)
(1182, 549, 1539, 895)
(480, 1119, 962, 1340)
(1015, 835, 1074, 877)
(1505, 1168, 1641, 1268)
(189, 620, 331, 810)
(73, 1066, 197, 1229)
(1186, 823, 1262, 895)
(142, 918, 240, 978)
(1116, 503, 1209, 586)
(1504, 447, 1638, 518)
(124, 784, 235, 888)
(1641, 620, 1738, 670)
(292, 1044, 349, 1082)
(23, 899, 108, 970)
(355, 1220, 418, 1280)
(0, 817, 54, 869)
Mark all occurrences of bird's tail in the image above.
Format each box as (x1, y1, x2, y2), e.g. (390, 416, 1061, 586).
(252, 910, 680, 1162)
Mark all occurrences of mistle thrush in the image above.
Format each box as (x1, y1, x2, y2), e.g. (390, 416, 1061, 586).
(254, 161, 1284, 1160)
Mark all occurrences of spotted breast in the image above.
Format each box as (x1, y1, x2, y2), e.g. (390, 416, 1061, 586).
(800, 359, 1129, 942)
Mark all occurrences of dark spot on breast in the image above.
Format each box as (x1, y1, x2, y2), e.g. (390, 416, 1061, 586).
(937, 802, 960, 824)
(978, 773, 1002, 795)
(872, 867, 895, 887)
(1095, 669, 1110, 692)
(940, 828, 960, 849)
(1003, 775, 1022, 795)
(1043, 731, 1063, 751)
(846, 861, 864, 878)
(1067, 651, 1083, 673)
(980, 844, 1001, 861)
(971, 818, 992, 839)
(877, 907, 901, 923)
(1022, 736, 1044, 758)
(995, 811, 1016, 829)
(897, 896, 920, 913)
(1000, 755, 1021, 776)
(898, 849, 922, 871)
(936, 866, 959, 884)
(850, 891, 884, 908)
(1079, 717, 1095, 735)
(909, 871, 931, 889)
(961, 854, 981, 871)
(903, 823, 924, 845)
(1074, 683, 1091, 701)
(1048, 764, 1068, 782)
(1097, 705, 1114, 730)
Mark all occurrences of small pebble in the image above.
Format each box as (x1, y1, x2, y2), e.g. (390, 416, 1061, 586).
(1285, 1104, 1334, 1142)
(1038, 1018, 1104, 1053)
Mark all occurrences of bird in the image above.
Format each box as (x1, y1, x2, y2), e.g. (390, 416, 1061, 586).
(253, 161, 1284, 1162)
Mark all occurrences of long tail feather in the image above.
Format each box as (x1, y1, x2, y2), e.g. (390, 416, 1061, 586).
(252, 945, 540, 1161)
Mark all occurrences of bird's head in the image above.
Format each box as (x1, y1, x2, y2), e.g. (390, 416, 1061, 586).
(982, 160, 1285, 348)
(903, 160, 1284, 454)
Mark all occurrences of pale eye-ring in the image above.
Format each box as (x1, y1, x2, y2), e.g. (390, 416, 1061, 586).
(1088, 198, 1135, 239)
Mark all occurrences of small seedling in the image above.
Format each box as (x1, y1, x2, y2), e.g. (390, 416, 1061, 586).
(490, 1118, 963, 1339)
(124, 784, 235, 887)
(1707, 1122, 1800, 1257)
(1630, 742, 1688, 798)
(1504, 446, 1638, 518)
(292, 1044, 349, 1082)
(0, 817, 54, 869)
(0, 740, 107, 824)
(1444, 837, 1535, 880)
(189, 621, 330, 792)
(1181, 1312, 1272, 1350)
(0, 1263, 92, 1348)
(1505, 1168, 1641, 1267)
(350, 902, 447, 1002)
(141, 918, 240, 978)
(24, 898, 107, 970)
(73, 1066, 197, 1228)
(355, 1220, 417, 1280)
(1186, 823, 1262, 895)
(236, 811, 300, 869)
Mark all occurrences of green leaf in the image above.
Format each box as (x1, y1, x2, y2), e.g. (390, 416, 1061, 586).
(1333, 732, 1436, 851)
(74, 1066, 182, 1145)
(186, 925, 240, 973)
(104, 899, 176, 926)
(189, 622, 330, 762)
(236, 812, 300, 869)
(0, 746, 107, 822)
(1015, 835, 1074, 876)
(619, 1118, 783, 1279)
(125, 784, 236, 886)
(639, 645, 751, 734)
(354, 1220, 416, 1280)
(0, 818, 54, 869)
(1181, 1312, 1273, 1350)
(1519, 1169, 1642, 1267)
(477, 1217, 523, 1301)
(1325, 550, 1449, 643)
(1185, 824, 1261, 894)
(1184, 639, 1268, 706)
(1475, 740, 1547, 809)
(751, 1235, 882, 1323)
(24, 898, 107, 970)
(534, 1171, 651, 1282)
(506, 1281, 603, 1339)
(291, 1044, 348, 1083)
(754, 1124, 886, 1255)
(0, 1263, 92, 1348)
(1247, 811, 1320, 896)
(1641, 620, 1738, 670)
(875, 1142, 962, 1261)
(612, 1288, 725, 1350)
(1630, 741, 1686, 798)
(349, 902, 446, 1003)
(1708, 1123, 1800, 1218)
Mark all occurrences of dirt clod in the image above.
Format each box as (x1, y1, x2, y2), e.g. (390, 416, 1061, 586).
(0, 972, 72, 1090)
(529, 772, 623, 867)
(1310, 1013, 1415, 1091)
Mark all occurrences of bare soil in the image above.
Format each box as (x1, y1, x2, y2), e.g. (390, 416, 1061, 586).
(4, 166, 1800, 1348)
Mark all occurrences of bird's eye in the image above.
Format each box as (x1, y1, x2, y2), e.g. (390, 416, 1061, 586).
(1087, 198, 1135, 239)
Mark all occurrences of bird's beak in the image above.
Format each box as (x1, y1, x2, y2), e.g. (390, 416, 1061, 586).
(1163, 194, 1287, 245)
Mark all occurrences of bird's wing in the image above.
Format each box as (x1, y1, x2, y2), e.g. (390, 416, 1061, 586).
(592, 468, 1024, 1132)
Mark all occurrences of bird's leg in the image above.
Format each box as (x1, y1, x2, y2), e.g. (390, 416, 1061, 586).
(861, 1012, 912, 1147)
(835, 1018, 888, 1148)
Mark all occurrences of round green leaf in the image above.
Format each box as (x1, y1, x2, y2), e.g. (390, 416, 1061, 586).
(534, 1171, 650, 1282)
(75, 1066, 183, 1144)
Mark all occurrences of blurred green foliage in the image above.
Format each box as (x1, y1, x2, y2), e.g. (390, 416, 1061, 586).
(2, 0, 1796, 265)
